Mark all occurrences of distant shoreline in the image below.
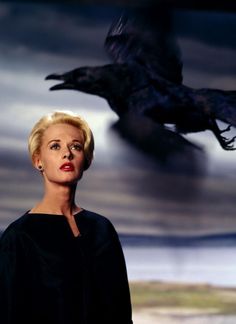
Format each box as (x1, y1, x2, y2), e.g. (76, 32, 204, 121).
(129, 280, 236, 313)
(131, 280, 236, 324)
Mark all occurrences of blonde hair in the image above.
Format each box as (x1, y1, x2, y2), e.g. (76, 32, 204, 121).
(28, 111, 94, 170)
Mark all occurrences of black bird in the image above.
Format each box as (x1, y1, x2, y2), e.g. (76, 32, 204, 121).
(45, 8, 236, 151)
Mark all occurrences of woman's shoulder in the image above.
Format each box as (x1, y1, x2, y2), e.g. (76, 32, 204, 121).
(80, 209, 116, 230)
(80, 209, 119, 244)
(81, 209, 112, 224)
(0, 212, 32, 246)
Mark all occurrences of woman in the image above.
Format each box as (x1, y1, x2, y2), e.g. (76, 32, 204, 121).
(0, 111, 133, 324)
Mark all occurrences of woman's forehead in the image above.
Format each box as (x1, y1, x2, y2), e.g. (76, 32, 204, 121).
(43, 123, 84, 141)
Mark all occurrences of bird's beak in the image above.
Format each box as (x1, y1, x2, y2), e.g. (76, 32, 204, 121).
(45, 73, 63, 81)
(45, 73, 75, 91)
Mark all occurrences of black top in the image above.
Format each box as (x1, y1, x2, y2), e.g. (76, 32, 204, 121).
(0, 210, 133, 324)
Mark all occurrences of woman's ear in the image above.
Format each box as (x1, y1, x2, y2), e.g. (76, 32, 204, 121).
(33, 155, 43, 172)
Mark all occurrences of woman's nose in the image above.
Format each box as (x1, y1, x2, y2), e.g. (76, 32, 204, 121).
(62, 147, 73, 160)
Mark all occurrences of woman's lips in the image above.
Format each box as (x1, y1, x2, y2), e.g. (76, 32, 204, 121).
(60, 162, 75, 171)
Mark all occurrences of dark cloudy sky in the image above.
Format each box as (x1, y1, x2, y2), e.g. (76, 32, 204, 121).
(0, 1, 236, 236)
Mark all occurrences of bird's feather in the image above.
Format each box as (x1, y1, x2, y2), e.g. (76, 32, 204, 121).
(105, 7, 183, 85)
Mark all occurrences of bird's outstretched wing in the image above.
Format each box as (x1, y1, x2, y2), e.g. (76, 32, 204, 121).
(105, 7, 183, 85)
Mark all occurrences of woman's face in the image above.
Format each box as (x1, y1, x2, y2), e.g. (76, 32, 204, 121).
(36, 123, 86, 186)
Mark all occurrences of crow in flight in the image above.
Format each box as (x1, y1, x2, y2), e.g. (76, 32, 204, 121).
(46, 7, 236, 152)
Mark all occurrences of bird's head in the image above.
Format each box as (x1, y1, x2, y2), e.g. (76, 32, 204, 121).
(45, 66, 103, 93)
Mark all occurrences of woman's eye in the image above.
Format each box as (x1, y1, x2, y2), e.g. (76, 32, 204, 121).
(50, 143, 60, 150)
(71, 144, 82, 151)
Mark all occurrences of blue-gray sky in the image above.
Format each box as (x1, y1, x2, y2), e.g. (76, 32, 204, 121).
(0, 2, 236, 236)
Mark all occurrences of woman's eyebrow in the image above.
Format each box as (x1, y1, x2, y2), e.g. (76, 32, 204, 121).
(47, 139, 60, 145)
(47, 139, 82, 145)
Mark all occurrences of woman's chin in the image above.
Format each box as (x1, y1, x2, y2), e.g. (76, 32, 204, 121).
(47, 174, 83, 186)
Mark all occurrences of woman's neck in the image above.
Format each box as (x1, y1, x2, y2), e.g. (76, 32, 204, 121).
(31, 183, 82, 218)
